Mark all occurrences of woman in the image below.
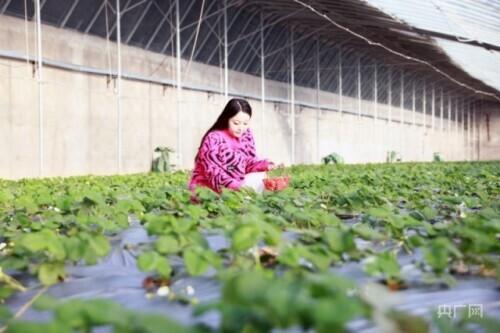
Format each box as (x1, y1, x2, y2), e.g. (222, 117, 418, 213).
(189, 98, 275, 194)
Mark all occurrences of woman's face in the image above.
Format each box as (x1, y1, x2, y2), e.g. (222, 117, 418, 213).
(228, 111, 250, 138)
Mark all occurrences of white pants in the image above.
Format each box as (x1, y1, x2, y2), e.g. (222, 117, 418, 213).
(242, 172, 266, 193)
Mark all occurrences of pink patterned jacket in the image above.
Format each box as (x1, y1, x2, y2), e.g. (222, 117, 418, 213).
(188, 128, 270, 193)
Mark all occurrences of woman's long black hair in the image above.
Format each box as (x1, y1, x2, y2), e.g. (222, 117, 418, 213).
(195, 98, 252, 161)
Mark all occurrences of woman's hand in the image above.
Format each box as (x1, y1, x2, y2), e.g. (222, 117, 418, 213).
(268, 162, 284, 170)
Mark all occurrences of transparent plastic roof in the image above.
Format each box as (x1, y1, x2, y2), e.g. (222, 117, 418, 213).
(366, 0, 500, 92)
(366, 0, 500, 47)
(436, 38, 500, 91)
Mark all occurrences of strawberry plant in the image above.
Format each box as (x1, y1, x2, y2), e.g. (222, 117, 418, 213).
(1, 162, 499, 332)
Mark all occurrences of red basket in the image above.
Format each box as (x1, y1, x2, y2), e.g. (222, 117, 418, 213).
(263, 175, 290, 191)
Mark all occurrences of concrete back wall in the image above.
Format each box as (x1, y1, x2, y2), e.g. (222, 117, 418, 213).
(0, 16, 498, 180)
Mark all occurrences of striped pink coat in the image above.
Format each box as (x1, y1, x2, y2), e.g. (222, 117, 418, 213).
(189, 129, 270, 193)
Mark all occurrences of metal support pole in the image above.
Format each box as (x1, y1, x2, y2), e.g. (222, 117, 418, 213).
(223, 0, 229, 99)
(446, 93, 452, 159)
(260, 12, 265, 154)
(338, 47, 343, 115)
(464, 102, 468, 160)
(400, 70, 404, 123)
(400, 70, 404, 157)
(60, 0, 79, 28)
(440, 88, 444, 131)
(462, 100, 465, 160)
(431, 85, 435, 130)
(412, 82, 416, 127)
(422, 82, 427, 160)
(472, 104, 476, 160)
(447, 95, 451, 133)
(357, 56, 361, 120)
(290, 28, 295, 165)
(175, 0, 183, 166)
(454, 97, 458, 160)
(316, 38, 320, 163)
(454, 98, 458, 133)
(467, 103, 471, 161)
(423, 81, 426, 130)
(374, 63, 378, 121)
(388, 67, 392, 124)
(116, 0, 122, 173)
(35, 0, 44, 177)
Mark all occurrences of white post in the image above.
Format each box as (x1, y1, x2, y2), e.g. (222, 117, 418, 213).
(374, 63, 378, 121)
(412, 81, 416, 160)
(116, 0, 122, 173)
(447, 95, 451, 159)
(423, 82, 426, 130)
(223, 0, 228, 99)
(400, 70, 404, 158)
(422, 81, 426, 160)
(388, 67, 392, 157)
(447, 95, 451, 133)
(431, 85, 435, 159)
(454, 97, 458, 160)
(316, 38, 320, 163)
(438, 88, 443, 158)
(175, 0, 183, 166)
(357, 56, 361, 120)
(388, 67, 392, 124)
(357, 57, 362, 163)
(472, 104, 476, 160)
(412, 81, 416, 127)
(338, 47, 343, 115)
(260, 12, 265, 155)
(431, 85, 435, 130)
(290, 28, 295, 165)
(338, 47, 343, 161)
(462, 100, 465, 160)
(467, 104, 471, 161)
(440, 88, 444, 131)
(35, 0, 44, 177)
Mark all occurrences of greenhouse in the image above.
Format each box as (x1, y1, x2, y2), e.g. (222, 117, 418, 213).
(0, 0, 499, 332)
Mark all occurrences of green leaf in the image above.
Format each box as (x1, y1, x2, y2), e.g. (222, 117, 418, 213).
(423, 238, 461, 274)
(260, 223, 282, 246)
(364, 251, 401, 280)
(278, 246, 301, 268)
(231, 224, 261, 252)
(46, 239, 66, 261)
(352, 223, 384, 240)
(54, 299, 86, 327)
(421, 207, 437, 220)
(15, 195, 38, 213)
(183, 246, 209, 276)
(137, 251, 159, 272)
(81, 299, 127, 326)
(33, 295, 60, 311)
(38, 262, 65, 286)
(155, 235, 181, 254)
(4, 322, 71, 333)
(156, 258, 172, 278)
(324, 228, 356, 254)
(82, 192, 105, 207)
(19, 233, 48, 252)
(0, 304, 12, 323)
(366, 207, 392, 219)
(88, 234, 110, 257)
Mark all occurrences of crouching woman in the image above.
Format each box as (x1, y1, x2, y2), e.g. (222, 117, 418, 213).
(188, 98, 275, 194)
